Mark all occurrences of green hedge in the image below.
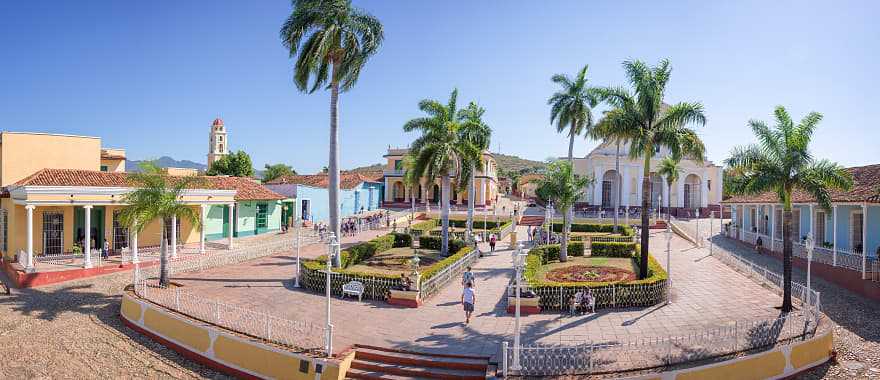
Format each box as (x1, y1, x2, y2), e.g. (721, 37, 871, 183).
(391, 232, 413, 248)
(529, 242, 586, 263)
(419, 235, 467, 254)
(524, 244, 667, 288)
(420, 246, 474, 282)
(410, 219, 439, 234)
(411, 218, 513, 235)
(590, 242, 637, 257)
(304, 234, 398, 271)
(552, 222, 634, 236)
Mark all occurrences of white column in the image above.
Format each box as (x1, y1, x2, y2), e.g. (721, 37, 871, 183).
(700, 170, 709, 208)
(171, 214, 178, 258)
(809, 204, 814, 242)
(832, 205, 838, 266)
(593, 166, 602, 206)
(25, 205, 35, 272)
(661, 174, 670, 211)
(83, 205, 93, 268)
(677, 177, 686, 208)
(480, 178, 487, 206)
(131, 228, 139, 264)
(622, 166, 631, 207)
(636, 168, 644, 205)
(227, 203, 235, 250)
(716, 169, 724, 204)
(199, 205, 207, 254)
(862, 203, 868, 279)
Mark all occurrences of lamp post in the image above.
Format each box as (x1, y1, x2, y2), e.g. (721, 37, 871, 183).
(325, 233, 339, 357)
(294, 218, 302, 288)
(665, 223, 672, 304)
(511, 242, 527, 371)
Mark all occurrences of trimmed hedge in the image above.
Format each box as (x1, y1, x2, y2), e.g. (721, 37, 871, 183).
(590, 242, 637, 257)
(411, 218, 513, 236)
(420, 246, 474, 282)
(552, 222, 634, 236)
(391, 232, 413, 248)
(419, 235, 467, 254)
(529, 242, 586, 263)
(524, 244, 667, 288)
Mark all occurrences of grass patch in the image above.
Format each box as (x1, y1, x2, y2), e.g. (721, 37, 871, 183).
(346, 247, 443, 276)
(535, 256, 637, 283)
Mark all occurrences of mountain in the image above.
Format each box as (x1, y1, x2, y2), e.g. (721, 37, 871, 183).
(347, 153, 547, 177)
(347, 163, 384, 173)
(126, 156, 208, 172)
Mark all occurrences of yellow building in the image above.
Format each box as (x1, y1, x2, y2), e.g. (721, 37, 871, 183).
(381, 147, 499, 207)
(0, 132, 242, 271)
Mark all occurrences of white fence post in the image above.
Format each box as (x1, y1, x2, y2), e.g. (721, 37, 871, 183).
(502, 341, 509, 377)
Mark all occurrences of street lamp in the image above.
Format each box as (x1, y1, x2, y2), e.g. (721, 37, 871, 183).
(325, 233, 339, 357)
(665, 223, 672, 304)
(294, 218, 302, 288)
(511, 242, 527, 371)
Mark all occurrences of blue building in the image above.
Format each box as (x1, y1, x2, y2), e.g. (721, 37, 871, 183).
(265, 173, 384, 224)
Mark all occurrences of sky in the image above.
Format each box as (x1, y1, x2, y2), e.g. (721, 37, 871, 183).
(1, 0, 877, 174)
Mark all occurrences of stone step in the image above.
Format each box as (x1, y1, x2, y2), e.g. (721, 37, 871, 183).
(350, 358, 485, 380)
(354, 344, 489, 371)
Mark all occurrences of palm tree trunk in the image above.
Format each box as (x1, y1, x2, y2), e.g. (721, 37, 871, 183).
(441, 175, 451, 256)
(781, 203, 793, 312)
(667, 182, 672, 223)
(561, 205, 571, 262)
(467, 165, 475, 241)
(328, 77, 341, 268)
(613, 141, 621, 232)
(566, 122, 576, 240)
(639, 152, 651, 280)
(159, 218, 169, 287)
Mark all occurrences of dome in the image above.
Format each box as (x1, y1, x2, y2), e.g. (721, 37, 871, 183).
(212, 118, 224, 126)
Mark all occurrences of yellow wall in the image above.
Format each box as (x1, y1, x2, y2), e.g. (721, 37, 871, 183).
(100, 158, 125, 173)
(0, 132, 102, 186)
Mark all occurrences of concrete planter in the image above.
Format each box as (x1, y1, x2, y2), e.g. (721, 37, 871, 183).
(388, 289, 421, 308)
(506, 296, 541, 315)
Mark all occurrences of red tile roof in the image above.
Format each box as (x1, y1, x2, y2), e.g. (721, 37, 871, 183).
(12, 168, 283, 201)
(266, 172, 381, 190)
(723, 164, 880, 204)
(100, 152, 126, 160)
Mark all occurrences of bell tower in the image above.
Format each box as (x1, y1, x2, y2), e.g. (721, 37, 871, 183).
(207, 117, 228, 167)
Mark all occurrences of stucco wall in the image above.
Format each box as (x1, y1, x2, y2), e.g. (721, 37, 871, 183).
(0, 133, 102, 186)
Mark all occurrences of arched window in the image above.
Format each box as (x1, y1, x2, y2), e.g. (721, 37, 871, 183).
(601, 170, 618, 209)
(684, 174, 702, 209)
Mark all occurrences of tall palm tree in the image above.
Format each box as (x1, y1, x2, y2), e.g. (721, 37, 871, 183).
(280, 0, 384, 266)
(592, 110, 636, 232)
(549, 65, 599, 250)
(404, 89, 482, 255)
(596, 59, 707, 279)
(534, 161, 594, 261)
(725, 106, 852, 312)
(117, 162, 203, 287)
(656, 155, 681, 223)
(458, 102, 492, 240)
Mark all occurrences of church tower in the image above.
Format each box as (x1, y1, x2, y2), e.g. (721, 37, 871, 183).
(207, 117, 228, 167)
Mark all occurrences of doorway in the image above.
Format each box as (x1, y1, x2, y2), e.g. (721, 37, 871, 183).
(74, 206, 105, 251)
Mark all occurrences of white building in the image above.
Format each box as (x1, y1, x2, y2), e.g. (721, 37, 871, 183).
(570, 141, 723, 217)
(207, 117, 228, 167)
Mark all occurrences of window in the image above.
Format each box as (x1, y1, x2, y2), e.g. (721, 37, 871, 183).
(256, 203, 268, 229)
(112, 210, 129, 251)
(707, 180, 712, 191)
(815, 211, 826, 244)
(43, 212, 64, 255)
(219, 135, 223, 142)
(792, 209, 801, 239)
(852, 212, 864, 253)
(163, 218, 181, 245)
(219, 143, 224, 153)
(100, 165, 108, 172)
(775, 208, 783, 239)
(394, 160, 403, 170)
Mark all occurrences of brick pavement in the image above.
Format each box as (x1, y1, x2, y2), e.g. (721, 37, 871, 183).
(172, 225, 794, 364)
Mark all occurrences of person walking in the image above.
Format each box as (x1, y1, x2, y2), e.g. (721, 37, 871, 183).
(461, 282, 476, 324)
(489, 234, 497, 253)
(462, 266, 475, 289)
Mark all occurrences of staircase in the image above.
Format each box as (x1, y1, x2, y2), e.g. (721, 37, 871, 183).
(518, 215, 545, 226)
(346, 344, 492, 380)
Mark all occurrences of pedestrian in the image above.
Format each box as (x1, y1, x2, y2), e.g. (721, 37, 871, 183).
(461, 282, 476, 324)
(102, 239, 110, 260)
(489, 234, 496, 253)
(462, 266, 475, 288)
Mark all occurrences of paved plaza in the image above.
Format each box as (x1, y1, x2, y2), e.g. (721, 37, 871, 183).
(171, 225, 796, 364)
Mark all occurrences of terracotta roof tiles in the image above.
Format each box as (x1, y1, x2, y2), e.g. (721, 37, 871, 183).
(723, 164, 880, 204)
(266, 172, 381, 190)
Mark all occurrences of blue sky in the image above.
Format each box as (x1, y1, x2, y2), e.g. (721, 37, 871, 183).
(1, 1, 877, 173)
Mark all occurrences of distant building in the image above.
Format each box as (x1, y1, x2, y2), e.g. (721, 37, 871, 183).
(570, 140, 723, 217)
(517, 174, 544, 199)
(381, 147, 499, 207)
(264, 172, 383, 223)
(207, 118, 228, 168)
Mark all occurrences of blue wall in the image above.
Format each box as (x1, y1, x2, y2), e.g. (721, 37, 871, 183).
(294, 182, 383, 224)
(868, 205, 880, 257)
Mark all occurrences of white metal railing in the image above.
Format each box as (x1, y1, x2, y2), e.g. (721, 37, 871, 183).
(419, 248, 480, 300)
(17, 249, 27, 267)
(507, 281, 667, 311)
(742, 231, 757, 245)
(134, 278, 325, 350)
(728, 232, 874, 276)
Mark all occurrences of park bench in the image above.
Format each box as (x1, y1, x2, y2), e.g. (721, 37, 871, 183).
(342, 280, 365, 302)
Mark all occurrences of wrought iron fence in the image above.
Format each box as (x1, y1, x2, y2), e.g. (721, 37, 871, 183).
(419, 248, 480, 300)
(299, 265, 402, 301)
(507, 281, 667, 311)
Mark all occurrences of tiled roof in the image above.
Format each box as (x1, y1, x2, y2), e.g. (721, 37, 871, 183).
(723, 164, 880, 204)
(518, 174, 544, 185)
(266, 172, 381, 190)
(12, 168, 283, 201)
(100, 152, 126, 160)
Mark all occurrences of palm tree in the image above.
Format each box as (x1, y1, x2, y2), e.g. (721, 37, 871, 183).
(401, 153, 421, 225)
(725, 106, 852, 312)
(404, 89, 482, 255)
(458, 102, 492, 240)
(280, 0, 384, 266)
(549, 65, 599, 251)
(596, 59, 707, 279)
(656, 155, 681, 223)
(534, 161, 594, 261)
(117, 162, 203, 287)
(591, 110, 637, 232)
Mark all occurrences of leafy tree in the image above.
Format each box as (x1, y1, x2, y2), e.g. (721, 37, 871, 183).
(656, 155, 681, 223)
(207, 151, 254, 177)
(534, 161, 593, 261)
(117, 162, 203, 286)
(263, 163, 296, 182)
(458, 102, 492, 239)
(596, 59, 707, 279)
(280, 0, 384, 266)
(403, 89, 482, 255)
(725, 106, 852, 312)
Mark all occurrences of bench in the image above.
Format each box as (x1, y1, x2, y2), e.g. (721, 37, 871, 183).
(342, 281, 365, 302)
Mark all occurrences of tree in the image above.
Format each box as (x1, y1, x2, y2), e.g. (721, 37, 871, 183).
(117, 162, 203, 287)
(263, 163, 296, 182)
(596, 59, 707, 279)
(725, 106, 852, 312)
(592, 110, 637, 232)
(458, 102, 492, 240)
(207, 151, 254, 177)
(534, 161, 593, 261)
(403, 89, 482, 256)
(280, 0, 384, 266)
(656, 155, 681, 223)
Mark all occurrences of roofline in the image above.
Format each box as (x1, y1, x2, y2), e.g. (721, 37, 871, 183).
(1, 131, 101, 140)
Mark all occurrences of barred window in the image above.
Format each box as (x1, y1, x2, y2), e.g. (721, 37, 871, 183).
(0, 209, 7, 253)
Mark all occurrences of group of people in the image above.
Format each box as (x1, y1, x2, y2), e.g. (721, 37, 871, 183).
(569, 289, 596, 315)
(341, 213, 386, 237)
(461, 266, 476, 324)
(528, 226, 560, 245)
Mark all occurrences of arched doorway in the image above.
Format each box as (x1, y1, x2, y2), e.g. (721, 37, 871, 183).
(684, 174, 702, 209)
(601, 170, 618, 209)
(650, 173, 663, 209)
(392, 181, 405, 202)
(431, 184, 440, 203)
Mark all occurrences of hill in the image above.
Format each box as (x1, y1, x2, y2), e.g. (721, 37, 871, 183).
(126, 156, 207, 172)
(347, 153, 547, 177)
(347, 163, 384, 173)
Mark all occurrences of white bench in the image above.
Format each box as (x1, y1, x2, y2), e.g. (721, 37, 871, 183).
(342, 281, 365, 302)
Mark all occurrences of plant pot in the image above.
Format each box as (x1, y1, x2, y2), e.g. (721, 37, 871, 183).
(506, 295, 541, 315)
(388, 289, 421, 308)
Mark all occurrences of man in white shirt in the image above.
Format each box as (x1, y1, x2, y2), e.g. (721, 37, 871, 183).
(461, 282, 476, 324)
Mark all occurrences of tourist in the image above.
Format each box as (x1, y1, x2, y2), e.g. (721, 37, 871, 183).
(489, 234, 497, 253)
(581, 289, 595, 314)
(102, 239, 110, 260)
(570, 291, 583, 315)
(462, 266, 475, 288)
(461, 282, 476, 324)
(756, 236, 763, 253)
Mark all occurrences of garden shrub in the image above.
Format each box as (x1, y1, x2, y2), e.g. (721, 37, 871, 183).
(531, 242, 585, 263)
(591, 242, 636, 257)
(552, 222, 634, 236)
(391, 232, 412, 248)
(418, 235, 466, 254)
(420, 245, 474, 281)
